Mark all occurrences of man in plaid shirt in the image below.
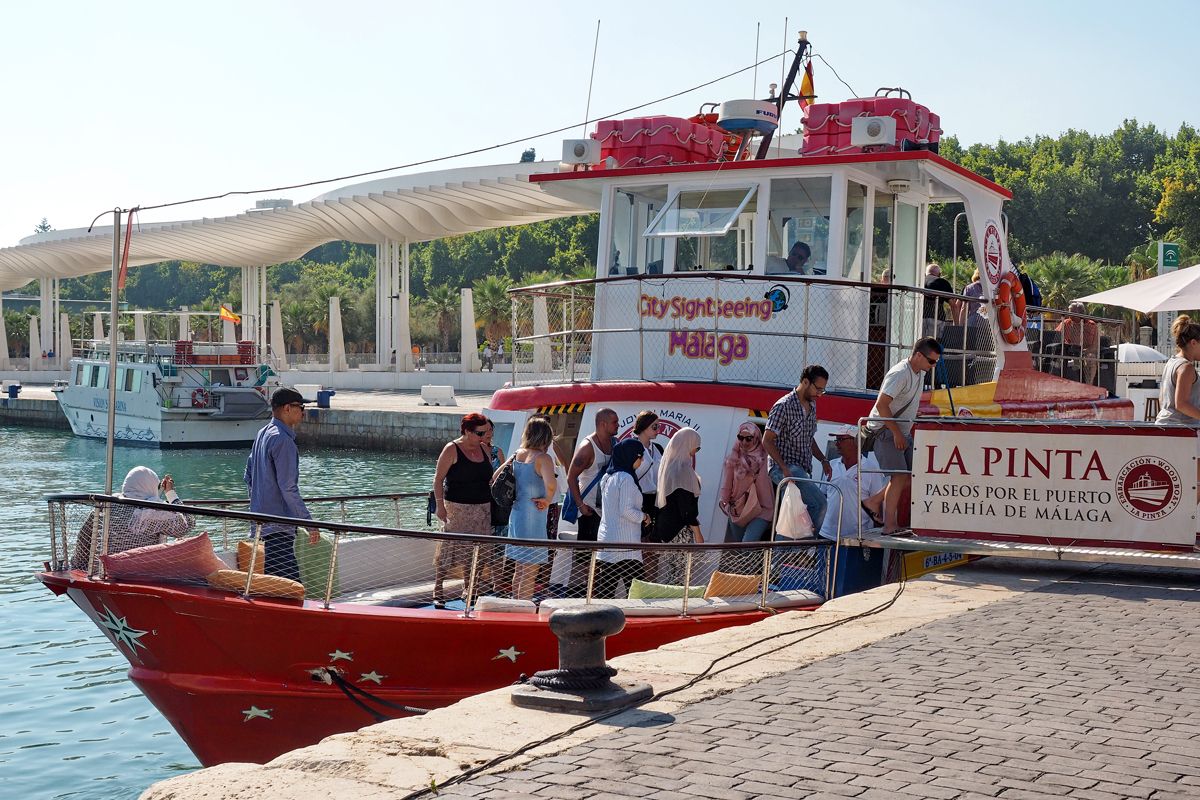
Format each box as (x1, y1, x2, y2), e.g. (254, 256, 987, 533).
(763, 365, 832, 531)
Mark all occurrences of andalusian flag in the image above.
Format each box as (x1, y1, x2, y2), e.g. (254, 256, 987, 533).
(798, 60, 815, 114)
(219, 305, 241, 324)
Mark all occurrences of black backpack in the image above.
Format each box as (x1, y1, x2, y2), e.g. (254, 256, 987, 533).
(490, 455, 517, 509)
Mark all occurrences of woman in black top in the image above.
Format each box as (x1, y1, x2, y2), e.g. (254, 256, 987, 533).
(652, 427, 705, 544)
(432, 413, 495, 607)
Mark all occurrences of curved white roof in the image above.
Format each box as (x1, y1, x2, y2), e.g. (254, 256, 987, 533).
(0, 163, 593, 291)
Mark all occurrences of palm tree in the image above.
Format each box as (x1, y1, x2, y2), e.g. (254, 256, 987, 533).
(423, 285, 460, 353)
(472, 274, 513, 345)
(281, 301, 311, 354)
(1124, 241, 1158, 284)
(1024, 252, 1100, 310)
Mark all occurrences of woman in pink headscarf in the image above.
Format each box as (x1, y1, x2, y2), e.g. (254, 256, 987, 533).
(718, 423, 774, 542)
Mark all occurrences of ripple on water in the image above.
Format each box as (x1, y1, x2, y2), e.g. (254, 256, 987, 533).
(0, 426, 435, 799)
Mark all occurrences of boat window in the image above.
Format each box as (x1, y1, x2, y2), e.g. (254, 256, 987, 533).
(210, 369, 232, 386)
(90, 365, 108, 389)
(663, 188, 759, 272)
(843, 182, 869, 281)
(646, 186, 757, 238)
(893, 201, 920, 288)
(766, 177, 831, 276)
(74, 364, 84, 385)
(872, 190, 892, 283)
(119, 368, 142, 393)
(609, 185, 668, 275)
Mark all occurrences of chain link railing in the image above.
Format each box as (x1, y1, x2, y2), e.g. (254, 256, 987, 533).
(45, 493, 832, 616)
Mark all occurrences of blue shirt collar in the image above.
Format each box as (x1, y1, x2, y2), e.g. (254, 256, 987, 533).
(269, 416, 296, 440)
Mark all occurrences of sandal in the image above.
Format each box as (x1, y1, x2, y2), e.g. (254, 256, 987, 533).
(861, 502, 884, 527)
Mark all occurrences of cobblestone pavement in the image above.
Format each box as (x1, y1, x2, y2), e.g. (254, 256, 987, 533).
(440, 565, 1200, 799)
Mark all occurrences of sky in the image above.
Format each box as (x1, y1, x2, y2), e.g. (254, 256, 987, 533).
(0, 0, 1196, 250)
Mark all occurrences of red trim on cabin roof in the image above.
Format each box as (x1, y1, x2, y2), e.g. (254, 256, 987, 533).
(531, 150, 1014, 201)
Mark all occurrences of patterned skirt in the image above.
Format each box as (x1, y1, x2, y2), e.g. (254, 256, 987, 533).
(435, 501, 492, 571)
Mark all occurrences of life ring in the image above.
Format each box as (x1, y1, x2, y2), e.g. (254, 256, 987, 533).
(254, 386, 267, 399)
(191, 388, 210, 407)
(995, 273, 1026, 345)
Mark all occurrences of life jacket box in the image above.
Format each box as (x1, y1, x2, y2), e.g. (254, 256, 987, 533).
(595, 116, 721, 168)
(801, 96, 942, 155)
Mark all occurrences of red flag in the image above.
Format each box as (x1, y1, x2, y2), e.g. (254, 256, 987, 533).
(798, 61, 815, 114)
(117, 208, 135, 291)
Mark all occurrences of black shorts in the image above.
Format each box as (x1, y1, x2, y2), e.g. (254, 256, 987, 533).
(576, 510, 601, 542)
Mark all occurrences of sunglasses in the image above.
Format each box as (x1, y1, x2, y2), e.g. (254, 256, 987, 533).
(920, 352, 940, 365)
(736, 434, 756, 442)
(467, 428, 487, 436)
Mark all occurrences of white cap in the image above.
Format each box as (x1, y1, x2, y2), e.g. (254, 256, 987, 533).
(829, 424, 857, 438)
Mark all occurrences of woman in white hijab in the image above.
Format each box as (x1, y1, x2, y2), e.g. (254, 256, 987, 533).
(69, 467, 196, 571)
(652, 428, 704, 544)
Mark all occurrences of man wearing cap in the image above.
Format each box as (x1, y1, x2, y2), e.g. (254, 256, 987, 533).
(922, 263, 958, 338)
(244, 387, 320, 582)
(818, 426, 888, 540)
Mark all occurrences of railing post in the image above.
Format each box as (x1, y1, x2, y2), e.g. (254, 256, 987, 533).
(463, 545, 480, 618)
(759, 540, 772, 611)
(803, 283, 810, 367)
(638, 277, 644, 381)
(244, 522, 263, 598)
(585, 551, 597, 603)
(340, 500, 347, 524)
(680, 550, 694, 617)
(323, 531, 340, 609)
(222, 517, 229, 551)
(570, 286, 577, 382)
(95, 501, 112, 579)
(48, 500, 58, 568)
(511, 290, 518, 384)
(712, 276, 720, 382)
(58, 501, 69, 570)
(393, 497, 401, 528)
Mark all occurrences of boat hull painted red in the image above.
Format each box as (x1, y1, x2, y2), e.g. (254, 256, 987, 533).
(38, 571, 793, 766)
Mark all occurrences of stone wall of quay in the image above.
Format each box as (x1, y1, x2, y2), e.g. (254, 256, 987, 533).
(0, 397, 70, 430)
(295, 407, 463, 455)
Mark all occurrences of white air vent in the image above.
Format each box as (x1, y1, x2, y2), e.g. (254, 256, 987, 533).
(561, 138, 602, 165)
(850, 116, 897, 147)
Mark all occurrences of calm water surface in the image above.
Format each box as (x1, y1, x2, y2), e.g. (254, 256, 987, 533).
(0, 426, 436, 799)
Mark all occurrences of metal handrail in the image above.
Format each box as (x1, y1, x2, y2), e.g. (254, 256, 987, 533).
(771, 475, 845, 600)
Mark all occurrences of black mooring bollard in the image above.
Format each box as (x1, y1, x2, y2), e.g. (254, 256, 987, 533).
(511, 604, 653, 712)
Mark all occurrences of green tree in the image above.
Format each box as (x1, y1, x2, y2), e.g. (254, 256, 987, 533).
(34, 218, 53, 234)
(1154, 124, 1200, 251)
(520, 148, 536, 163)
(1024, 252, 1102, 310)
(423, 285, 460, 352)
(473, 274, 513, 344)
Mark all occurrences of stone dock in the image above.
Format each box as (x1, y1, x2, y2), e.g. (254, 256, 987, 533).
(139, 558, 1200, 800)
(0, 386, 492, 454)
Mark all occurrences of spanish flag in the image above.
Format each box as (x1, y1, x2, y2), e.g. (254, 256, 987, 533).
(219, 305, 241, 324)
(798, 60, 815, 114)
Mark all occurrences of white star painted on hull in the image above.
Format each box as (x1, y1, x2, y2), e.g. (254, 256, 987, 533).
(329, 650, 353, 662)
(492, 646, 524, 663)
(242, 706, 273, 721)
(97, 607, 148, 652)
(358, 671, 386, 684)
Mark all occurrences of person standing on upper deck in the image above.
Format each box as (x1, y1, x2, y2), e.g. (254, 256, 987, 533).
(763, 365, 832, 532)
(865, 337, 943, 534)
(244, 387, 320, 583)
(567, 407, 618, 542)
(922, 264, 959, 338)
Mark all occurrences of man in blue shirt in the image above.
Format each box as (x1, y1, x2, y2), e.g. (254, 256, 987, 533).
(244, 387, 319, 582)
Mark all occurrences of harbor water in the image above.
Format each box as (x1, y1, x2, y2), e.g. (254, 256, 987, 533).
(0, 426, 435, 799)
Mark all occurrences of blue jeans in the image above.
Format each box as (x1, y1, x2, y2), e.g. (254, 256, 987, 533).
(261, 530, 301, 583)
(769, 463, 828, 533)
(728, 516, 771, 543)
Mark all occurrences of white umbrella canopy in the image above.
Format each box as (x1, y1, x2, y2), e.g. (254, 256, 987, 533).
(1117, 342, 1168, 363)
(1077, 263, 1200, 312)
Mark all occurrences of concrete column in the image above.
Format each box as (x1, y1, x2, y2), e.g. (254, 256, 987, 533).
(134, 311, 147, 342)
(0, 295, 9, 370)
(394, 292, 412, 372)
(533, 296, 553, 373)
(329, 296, 348, 372)
(30, 315, 42, 370)
(93, 312, 104, 342)
(260, 265, 268, 355)
(179, 306, 190, 341)
(39, 279, 52, 361)
(460, 288, 480, 373)
(59, 313, 71, 370)
(376, 241, 390, 365)
(223, 318, 236, 343)
(270, 299, 288, 371)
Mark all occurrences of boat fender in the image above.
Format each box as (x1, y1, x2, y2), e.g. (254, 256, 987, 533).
(995, 272, 1026, 345)
(191, 388, 210, 408)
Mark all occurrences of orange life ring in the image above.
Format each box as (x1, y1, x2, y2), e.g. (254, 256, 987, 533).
(995, 273, 1026, 345)
(191, 388, 210, 407)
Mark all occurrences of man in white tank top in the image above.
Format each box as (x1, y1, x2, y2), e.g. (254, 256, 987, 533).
(568, 407, 618, 542)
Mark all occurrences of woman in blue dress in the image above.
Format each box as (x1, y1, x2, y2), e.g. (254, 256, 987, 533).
(503, 417, 557, 600)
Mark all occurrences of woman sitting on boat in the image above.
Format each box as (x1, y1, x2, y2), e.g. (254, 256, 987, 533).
(504, 416, 557, 601)
(718, 423, 774, 543)
(431, 413, 495, 608)
(654, 427, 705, 545)
(69, 467, 194, 571)
(1155, 314, 1200, 504)
(596, 439, 648, 598)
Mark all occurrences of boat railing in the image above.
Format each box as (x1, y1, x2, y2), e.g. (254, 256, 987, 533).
(44, 493, 833, 617)
(71, 338, 264, 368)
(507, 273, 1124, 394)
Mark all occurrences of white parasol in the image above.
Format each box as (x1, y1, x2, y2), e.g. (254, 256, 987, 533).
(1117, 343, 1167, 363)
(1076, 263, 1200, 312)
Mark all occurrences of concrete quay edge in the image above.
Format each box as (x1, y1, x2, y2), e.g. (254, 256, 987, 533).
(138, 557, 1091, 800)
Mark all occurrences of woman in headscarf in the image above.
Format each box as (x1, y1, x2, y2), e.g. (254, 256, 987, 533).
(69, 467, 195, 571)
(653, 427, 704, 544)
(595, 439, 648, 598)
(719, 423, 774, 542)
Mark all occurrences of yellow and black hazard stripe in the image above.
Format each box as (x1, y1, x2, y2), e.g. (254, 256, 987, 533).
(537, 403, 586, 415)
(748, 409, 770, 418)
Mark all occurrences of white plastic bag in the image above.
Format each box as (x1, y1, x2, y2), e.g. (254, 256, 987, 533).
(775, 482, 815, 539)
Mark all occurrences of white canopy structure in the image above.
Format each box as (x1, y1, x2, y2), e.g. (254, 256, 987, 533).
(0, 162, 594, 367)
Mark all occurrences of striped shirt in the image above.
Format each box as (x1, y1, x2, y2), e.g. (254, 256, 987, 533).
(596, 472, 644, 563)
(766, 390, 818, 474)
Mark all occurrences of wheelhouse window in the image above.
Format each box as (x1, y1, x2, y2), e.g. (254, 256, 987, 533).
(89, 365, 107, 389)
(117, 367, 142, 393)
(609, 185, 668, 276)
(647, 186, 758, 272)
(766, 177, 831, 276)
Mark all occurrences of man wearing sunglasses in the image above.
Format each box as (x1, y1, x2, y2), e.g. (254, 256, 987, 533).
(244, 387, 320, 582)
(864, 337, 944, 534)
